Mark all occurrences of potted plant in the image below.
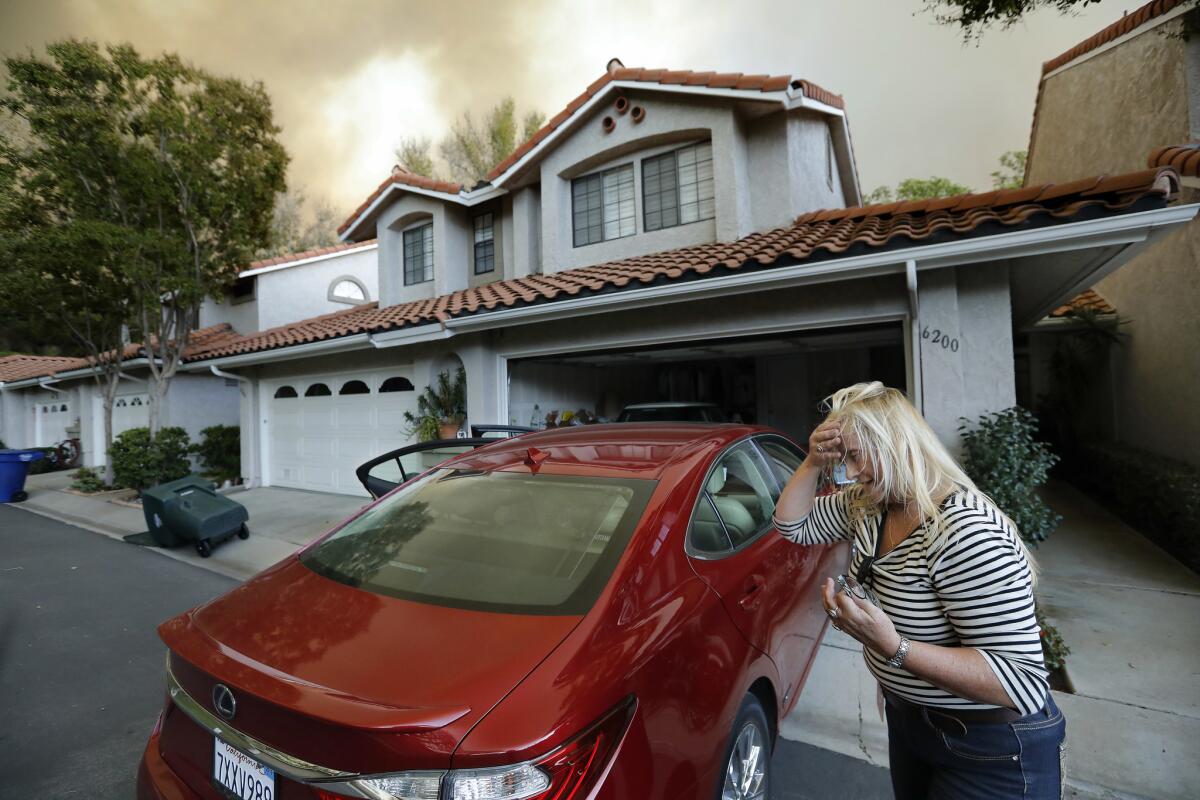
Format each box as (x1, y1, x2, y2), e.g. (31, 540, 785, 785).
(403, 367, 467, 441)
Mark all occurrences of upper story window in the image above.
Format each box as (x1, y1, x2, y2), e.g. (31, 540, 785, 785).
(572, 163, 635, 247)
(328, 276, 369, 305)
(474, 213, 495, 274)
(642, 142, 715, 232)
(403, 223, 434, 285)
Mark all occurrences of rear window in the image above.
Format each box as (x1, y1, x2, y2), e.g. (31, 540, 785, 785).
(619, 406, 722, 423)
(301, 469, 656, 615)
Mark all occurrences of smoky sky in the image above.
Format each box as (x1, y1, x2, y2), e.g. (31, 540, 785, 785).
(2, 0, 1141, 223)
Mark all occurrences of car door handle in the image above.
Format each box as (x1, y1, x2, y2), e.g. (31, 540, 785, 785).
(739, 575, 766, 608)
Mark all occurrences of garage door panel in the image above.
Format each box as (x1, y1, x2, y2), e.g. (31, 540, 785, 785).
(269, 372, 419, 496)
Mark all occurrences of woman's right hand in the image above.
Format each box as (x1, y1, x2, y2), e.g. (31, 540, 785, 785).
(805, 420, 844, 469)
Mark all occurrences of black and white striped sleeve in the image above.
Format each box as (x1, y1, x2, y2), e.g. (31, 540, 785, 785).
(772, 491, 853, 545)
(929, 512, 1049, 716)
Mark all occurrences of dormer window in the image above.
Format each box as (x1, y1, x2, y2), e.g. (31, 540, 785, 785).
(473, 213, 495, 274)
(328, 276, 369, 305)
(643, 142, 715, 232)
(572, 164, 635, 247)
(403, 222, 434, 285)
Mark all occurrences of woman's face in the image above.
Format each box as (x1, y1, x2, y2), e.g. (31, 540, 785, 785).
(840, 430, 882, 503)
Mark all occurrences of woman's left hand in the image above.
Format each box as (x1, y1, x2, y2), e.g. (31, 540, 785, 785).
(822, 577, 902, 658)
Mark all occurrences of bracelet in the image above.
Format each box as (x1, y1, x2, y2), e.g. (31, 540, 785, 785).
(885, 637, 910, 668)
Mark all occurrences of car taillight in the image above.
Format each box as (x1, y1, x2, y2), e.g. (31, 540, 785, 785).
(313, 697, 636, 800)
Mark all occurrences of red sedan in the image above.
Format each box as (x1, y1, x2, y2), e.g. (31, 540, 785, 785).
(137, 424, 843, 800)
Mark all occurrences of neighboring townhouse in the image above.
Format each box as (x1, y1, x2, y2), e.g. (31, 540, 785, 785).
(164, 62, 1195, 496)
(0, 325, 241, 467)
(1023, 0, 1200, 465)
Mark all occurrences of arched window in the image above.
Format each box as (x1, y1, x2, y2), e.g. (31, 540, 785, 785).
(328, 276, 369, 304)
(131, 397, 143, 406)
(380, 376, 415, 393)
(42, 406, 49, 413)
(273, 385, 298, 399)
(339, 380, 369, 395)
(116, 399, 127, 408)
(304, 383, 332, 397)
(61, 404, 69, 413)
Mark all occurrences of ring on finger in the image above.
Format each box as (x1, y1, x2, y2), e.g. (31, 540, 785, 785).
(826, 608, 839, 620)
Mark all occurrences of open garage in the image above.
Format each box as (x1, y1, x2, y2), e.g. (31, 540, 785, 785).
(507, 322, 907, 443)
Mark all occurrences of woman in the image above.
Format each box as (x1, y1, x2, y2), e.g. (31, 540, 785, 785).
(773, 382, 1065, 799)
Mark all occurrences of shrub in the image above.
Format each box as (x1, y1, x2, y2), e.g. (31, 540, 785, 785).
(191, 425, 240, 483)
(70, 467, 107, 493)
(109, 427, 192, 492)
(959, 407, 1062, 546)
(1067, 440, 1200, 575)
(1036, 606, 1071, 673)
(27, 447, 58, 475)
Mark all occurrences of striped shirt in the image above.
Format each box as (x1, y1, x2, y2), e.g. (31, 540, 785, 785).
(773, 486, 1048, 716)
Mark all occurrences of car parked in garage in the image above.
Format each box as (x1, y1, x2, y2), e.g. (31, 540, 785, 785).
(617, 401, 727, 423)
(137, 423, 844, 800)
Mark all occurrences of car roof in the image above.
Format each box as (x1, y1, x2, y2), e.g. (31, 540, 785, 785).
(445, 423, 765, 479)
(621, 401, 720, 409)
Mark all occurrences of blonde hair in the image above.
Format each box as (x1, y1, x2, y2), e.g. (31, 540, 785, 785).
(822, 382, 1036, 578)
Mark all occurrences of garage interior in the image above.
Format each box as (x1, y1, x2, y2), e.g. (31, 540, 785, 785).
(507, 322, 908, 444)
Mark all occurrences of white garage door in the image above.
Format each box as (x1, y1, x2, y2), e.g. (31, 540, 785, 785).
(268, 370, 418, 495)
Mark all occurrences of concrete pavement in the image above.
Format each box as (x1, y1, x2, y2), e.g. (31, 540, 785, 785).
(13, 470, 367, 581)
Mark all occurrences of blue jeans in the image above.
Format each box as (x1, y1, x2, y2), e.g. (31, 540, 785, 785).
(884, 692, 1067, 799)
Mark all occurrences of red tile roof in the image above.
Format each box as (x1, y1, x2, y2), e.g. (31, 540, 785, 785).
(0, 355, 88, 384)
(338, 66, 845, 237)
(1049, 289, 1116, 318)
(194, 168, 1178, 364)
(0, 324, 240, 385)
(246, 239, 377, 272)
(1041, 0, 1187, 76)
(1148, 142, 1200, 176)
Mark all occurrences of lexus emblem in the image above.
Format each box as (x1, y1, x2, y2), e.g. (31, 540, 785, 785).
(212, 684, 237, 721)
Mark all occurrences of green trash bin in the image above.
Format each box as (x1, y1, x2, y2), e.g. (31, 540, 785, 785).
(142, 475, 249, 557)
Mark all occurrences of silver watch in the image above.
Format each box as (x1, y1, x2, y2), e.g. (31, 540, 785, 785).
(885, 637, 911, 668)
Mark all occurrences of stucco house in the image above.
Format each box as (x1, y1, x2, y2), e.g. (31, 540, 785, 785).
(6, 61, 1192, 496)
(1022, 0, 1200, 465)
(0, 327, 241, 467)
(159, 61, 1192, 496)
(0, 231, 382, 466)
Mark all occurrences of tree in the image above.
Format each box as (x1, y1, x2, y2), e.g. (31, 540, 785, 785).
(863, 176, 972, 205)
(991, 150, 1027, 189)
(924, 0, 1103, 39)
(395, 97, 545, 186)
(394, 136, 437, 178)
(2, 40, 288, 437)
(259, 186, 339, 259)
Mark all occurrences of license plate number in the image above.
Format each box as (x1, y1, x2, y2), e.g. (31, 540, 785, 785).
(213, 738, 276, 799)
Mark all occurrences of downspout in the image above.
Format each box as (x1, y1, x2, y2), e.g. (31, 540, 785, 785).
(38, 377, 68, 395)
(906, 259, 923, 413)
(208, 365, 260, 489)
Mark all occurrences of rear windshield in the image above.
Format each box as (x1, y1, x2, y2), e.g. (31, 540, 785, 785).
(301, 469, 656, 615)
(619, 406, 722, 423)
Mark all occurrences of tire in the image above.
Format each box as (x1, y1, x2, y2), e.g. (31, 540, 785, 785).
(716, 694, 771, 800)
(195, 540, 212, 558)
(237, 524, 250, 540)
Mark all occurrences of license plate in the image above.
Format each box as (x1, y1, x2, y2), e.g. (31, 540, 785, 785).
(213, 738, 276, 799)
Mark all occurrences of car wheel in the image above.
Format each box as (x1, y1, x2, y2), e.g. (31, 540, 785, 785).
(718, 693, 771, 800)
(195, 540, 212, 558)
(237, 524, 250, 540)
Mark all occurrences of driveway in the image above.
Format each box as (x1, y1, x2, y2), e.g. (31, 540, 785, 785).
(0, 505, 891, 799)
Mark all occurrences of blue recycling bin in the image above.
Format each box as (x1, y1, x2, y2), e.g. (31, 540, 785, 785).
(0, 449, 45, 503)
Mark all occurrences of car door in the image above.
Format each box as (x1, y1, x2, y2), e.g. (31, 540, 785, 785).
(754, 434, 847, 704)
(355, 438, 492, 498)
(684, 439, 810, 702)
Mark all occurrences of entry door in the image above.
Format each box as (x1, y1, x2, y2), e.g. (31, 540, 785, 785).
(685, 439, 812, 701)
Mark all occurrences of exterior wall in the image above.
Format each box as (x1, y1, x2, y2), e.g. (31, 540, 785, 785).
(510, 187, 541, 278)
(916, 264, 1017, 455)
(199, 293, 259, 337)
(159, 372, 241, 447)
(1026, 15, 1200, 465)
(377, 194, 469, 307)
(0, 388, 30, 449)
(255, 247, 379, 331)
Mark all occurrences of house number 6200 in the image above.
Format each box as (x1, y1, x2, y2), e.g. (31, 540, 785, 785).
(922, 327, 960, 352)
